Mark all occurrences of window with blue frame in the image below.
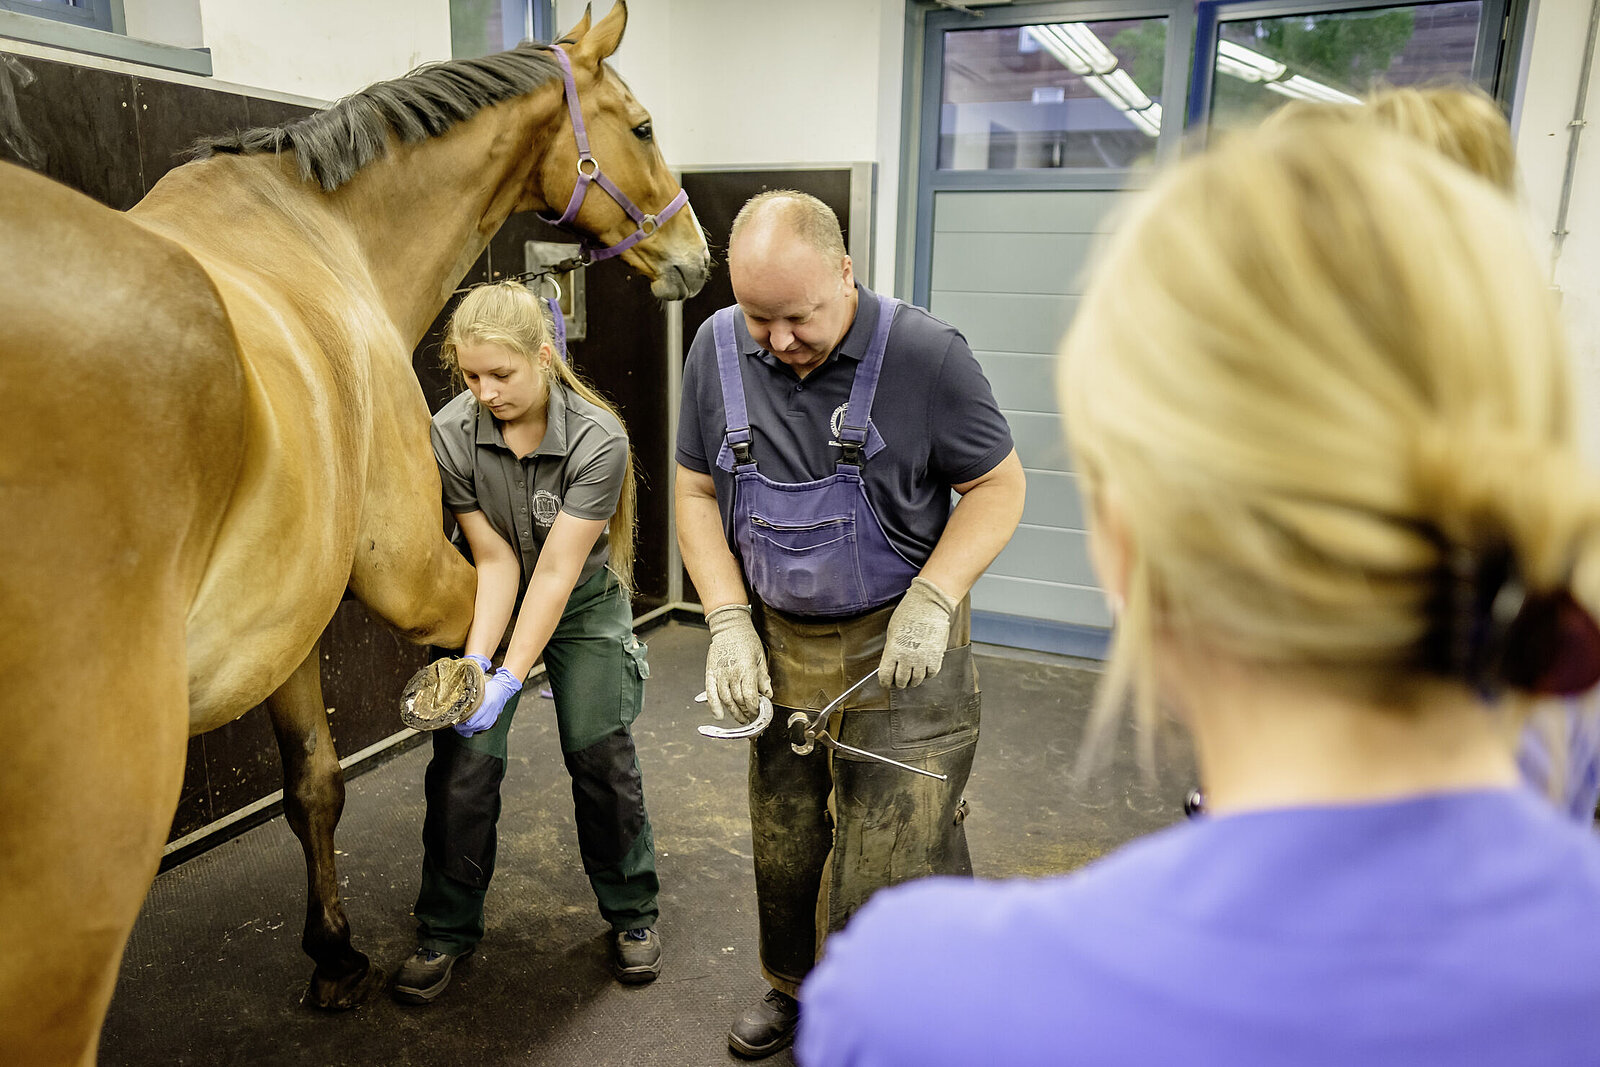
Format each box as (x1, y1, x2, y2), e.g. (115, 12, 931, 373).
(938, 17, 1168, 171)
(0, 0, 117, 33)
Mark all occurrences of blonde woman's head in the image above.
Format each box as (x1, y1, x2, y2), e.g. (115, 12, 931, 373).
(441, 281, 640, 592)
(1059, 120, 1595, 744)
(441, 280, 559, 394)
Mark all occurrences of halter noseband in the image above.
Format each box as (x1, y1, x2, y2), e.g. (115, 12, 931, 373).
(538, 46, 690, 264)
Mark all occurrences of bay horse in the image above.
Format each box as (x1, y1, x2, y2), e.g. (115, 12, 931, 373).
(0, 3, 709, 1062)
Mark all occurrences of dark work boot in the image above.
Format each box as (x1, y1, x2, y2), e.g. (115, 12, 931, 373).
(611, 927, 662, 984)
(728, 988, 800, 1058)
(392, 947, 468, 1004)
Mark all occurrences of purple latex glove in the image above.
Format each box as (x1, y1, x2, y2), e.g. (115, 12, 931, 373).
(454, 666, 522, 737)
(464, 653, 493, 675)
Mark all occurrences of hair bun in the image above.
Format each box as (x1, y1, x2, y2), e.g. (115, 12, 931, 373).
(1503, 587, 1600, 696)
(1432, 542, 1600, 698)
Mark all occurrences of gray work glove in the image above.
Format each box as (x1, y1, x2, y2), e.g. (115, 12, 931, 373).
(879, 577, 959, 689)
(705, 604, 772, 724)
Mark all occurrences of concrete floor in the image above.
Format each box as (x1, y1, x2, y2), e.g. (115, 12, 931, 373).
(99, 620, 1194, 1066)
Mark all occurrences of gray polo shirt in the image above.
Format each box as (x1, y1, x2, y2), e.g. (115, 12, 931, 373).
(676, 284, 1014, 566)
(432, 381, 627, 595)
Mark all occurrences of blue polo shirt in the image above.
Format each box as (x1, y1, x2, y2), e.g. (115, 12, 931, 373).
(676, 285, 1014, 566)
(798, 788, 1600, 1067)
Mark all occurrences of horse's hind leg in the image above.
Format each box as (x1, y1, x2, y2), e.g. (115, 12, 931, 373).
(265, 638, 384, 1010)
(0, 616, 189, 1064)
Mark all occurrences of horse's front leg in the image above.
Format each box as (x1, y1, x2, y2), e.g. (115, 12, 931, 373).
(265, 638, 384, 1009)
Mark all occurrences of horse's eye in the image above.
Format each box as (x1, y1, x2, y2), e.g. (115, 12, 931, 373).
(631, 122, 653, 143)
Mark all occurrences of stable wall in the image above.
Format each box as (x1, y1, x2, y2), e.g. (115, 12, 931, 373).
(1517, 0, 1600, 463)
(561, 0, 909, 292)
(73, 0, 1600, 399)
(114, 0, 915, 291)
(198, 0, 452, 103)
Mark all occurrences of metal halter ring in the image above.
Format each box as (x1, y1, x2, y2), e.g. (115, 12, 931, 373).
(576, 156, 600, 178)
(639, 214, 658, 236)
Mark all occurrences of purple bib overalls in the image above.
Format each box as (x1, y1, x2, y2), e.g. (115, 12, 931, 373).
(712, 300, 920, 618)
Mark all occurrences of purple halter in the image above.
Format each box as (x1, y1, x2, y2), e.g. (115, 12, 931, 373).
(545, 295, 566, 357)
(538, 46, 689, 264)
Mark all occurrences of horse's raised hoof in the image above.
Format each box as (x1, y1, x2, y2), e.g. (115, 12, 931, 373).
(400, 657, 484, 731)
(305, 958, 388, 1011)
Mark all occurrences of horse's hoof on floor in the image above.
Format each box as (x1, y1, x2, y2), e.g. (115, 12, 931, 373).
(400, 657, 484, 731)
(305, 962, 388, 1011)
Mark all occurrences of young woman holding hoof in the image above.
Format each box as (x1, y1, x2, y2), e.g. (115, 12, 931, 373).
(394, 281, 661, 1004)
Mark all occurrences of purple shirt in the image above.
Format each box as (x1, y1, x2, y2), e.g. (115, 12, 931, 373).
(799, 789, 1600, 1067)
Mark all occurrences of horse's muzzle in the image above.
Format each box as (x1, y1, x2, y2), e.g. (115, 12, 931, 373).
(649, 253, 711, 301)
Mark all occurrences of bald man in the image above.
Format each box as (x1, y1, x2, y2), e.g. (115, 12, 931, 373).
(675, 190, 1025, 1058)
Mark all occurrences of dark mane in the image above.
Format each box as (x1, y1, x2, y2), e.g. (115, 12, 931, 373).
(188, 44, 561, 191)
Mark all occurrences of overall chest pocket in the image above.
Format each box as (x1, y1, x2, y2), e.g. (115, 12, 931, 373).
(743, 511, 869, 614)
(748, 512, 856, 553)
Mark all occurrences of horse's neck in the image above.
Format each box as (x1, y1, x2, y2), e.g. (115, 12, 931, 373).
(132, 83, 564, 348)
(328, 86, 565, 344)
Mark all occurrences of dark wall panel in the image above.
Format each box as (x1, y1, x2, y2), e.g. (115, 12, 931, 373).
(169, 738, 211, 840)
(675, 168, 859, 606)
(680, 168, 853, 339)
(0, 56, 142, 207)
(131, 74, 250, 185)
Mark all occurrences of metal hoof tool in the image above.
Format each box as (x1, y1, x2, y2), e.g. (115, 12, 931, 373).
(786, 711, 949, 781)
(696, 695, 774, 739)
(785, 672, 949, 782)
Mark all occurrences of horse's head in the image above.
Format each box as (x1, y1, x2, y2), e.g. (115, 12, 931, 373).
(537, 2, 710, 301)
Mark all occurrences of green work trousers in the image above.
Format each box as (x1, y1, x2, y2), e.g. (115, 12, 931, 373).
(413, 567, 659, 955)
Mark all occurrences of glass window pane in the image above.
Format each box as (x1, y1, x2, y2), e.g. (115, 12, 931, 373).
(451, 0, 534, 58)
(1209, 2, 1484, 131)
(939, 18, 1167, 171)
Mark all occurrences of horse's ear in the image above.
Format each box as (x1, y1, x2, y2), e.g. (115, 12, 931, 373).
(574, 0, 626, 65)
(558, 3, 593, 46)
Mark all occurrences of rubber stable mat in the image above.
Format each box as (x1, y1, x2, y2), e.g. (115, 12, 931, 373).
(99, 622, 1193, 1066)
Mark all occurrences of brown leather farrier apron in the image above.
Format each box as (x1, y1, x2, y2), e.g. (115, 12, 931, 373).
(748, 596, 979, 997)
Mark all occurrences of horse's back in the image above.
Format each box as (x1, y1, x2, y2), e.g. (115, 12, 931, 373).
(0, 161, 246, 1063)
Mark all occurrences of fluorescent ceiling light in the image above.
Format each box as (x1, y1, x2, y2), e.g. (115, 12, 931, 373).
(1216, 40, 1287, 83)
(1026, 25, 1090, 75)
(1083, 74, 1162, 138)
(1024, 22, 1163, 137)
(1214, 38, 1360, 106)
(1059, 22, 1118, 74)
(1100, 69, 1153, 111)
(1263, 74, 1362, 105)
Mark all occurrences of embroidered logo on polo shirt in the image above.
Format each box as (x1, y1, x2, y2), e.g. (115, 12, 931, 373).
(531, 489, 561, 527)
(830, 403, 849, 440)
